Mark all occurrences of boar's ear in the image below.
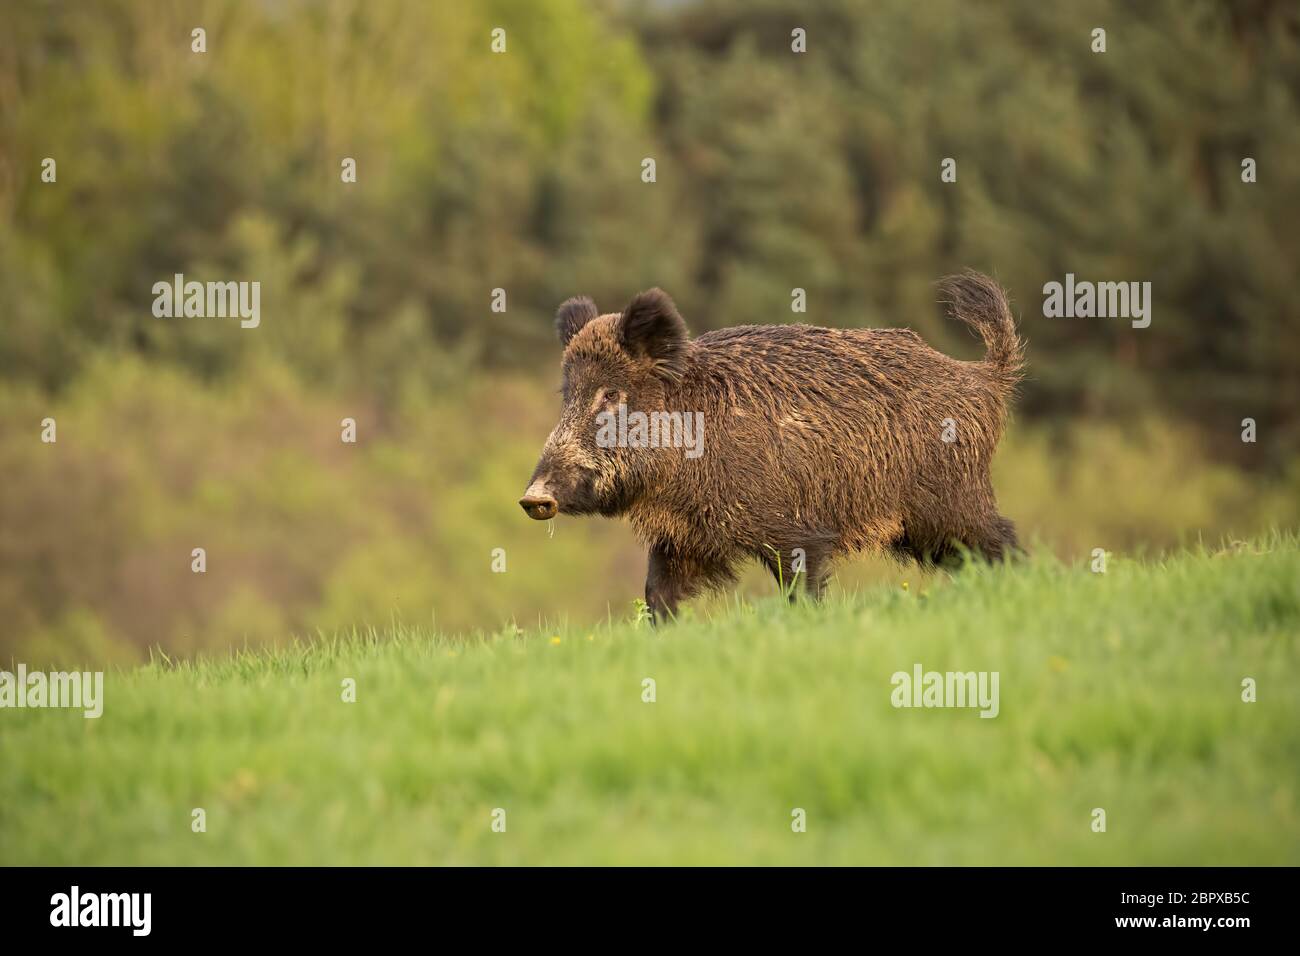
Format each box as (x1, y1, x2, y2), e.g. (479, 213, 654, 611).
(617, 288, 689, 380)
(556, 296, 598, 347)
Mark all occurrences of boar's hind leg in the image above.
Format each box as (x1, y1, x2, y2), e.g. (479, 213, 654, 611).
(970, 514, 1023, 562)
(893, 514, 1023, 567)
(759, 543, 831, 602)
(806, 565, 831, 600)
(645, 542, 715, 623)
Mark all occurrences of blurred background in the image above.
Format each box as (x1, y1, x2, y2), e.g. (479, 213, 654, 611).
(1, 0, 1297, 665)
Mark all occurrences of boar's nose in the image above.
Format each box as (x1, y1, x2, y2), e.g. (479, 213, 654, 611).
(519, 482, 558, 520)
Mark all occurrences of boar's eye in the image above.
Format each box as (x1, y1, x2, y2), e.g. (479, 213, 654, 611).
(599, 388, 622, 407)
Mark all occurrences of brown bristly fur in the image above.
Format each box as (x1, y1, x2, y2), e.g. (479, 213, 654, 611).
(522, 272, 1026, 621)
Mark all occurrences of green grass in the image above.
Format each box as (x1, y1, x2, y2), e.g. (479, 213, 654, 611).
(2, 535, 1298, 865)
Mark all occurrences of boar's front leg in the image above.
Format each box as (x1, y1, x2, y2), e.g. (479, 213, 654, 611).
(645, 542, 705, 624)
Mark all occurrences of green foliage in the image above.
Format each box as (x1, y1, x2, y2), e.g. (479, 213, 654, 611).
(634, 0, 1300, 456)
(0, 359, 641, 664)
(2, 0, 1297, 446)
(2, 536, 1297, 864)
(0, 0, 1297, 662)
(0, 0, 656, 387)
(0, 362, 1294, 665)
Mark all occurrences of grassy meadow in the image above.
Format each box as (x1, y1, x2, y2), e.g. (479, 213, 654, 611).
(2, 0, 1298, 869)
(2, 534, 1296, 866)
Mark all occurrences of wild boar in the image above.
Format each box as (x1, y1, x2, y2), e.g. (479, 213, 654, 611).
(520, 271, 1024, 621)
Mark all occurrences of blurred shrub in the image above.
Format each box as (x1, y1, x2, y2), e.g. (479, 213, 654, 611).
(2, 0, 1296, 452)
(0, 0, 657, 389)
(1, 359, 1293, 665)
(1, 0, 1297, 662)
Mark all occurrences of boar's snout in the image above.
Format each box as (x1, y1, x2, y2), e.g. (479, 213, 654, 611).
(519, 480, 558, 521)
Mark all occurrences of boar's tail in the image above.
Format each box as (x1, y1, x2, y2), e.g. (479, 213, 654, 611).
(937, 270, 1024, 391)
